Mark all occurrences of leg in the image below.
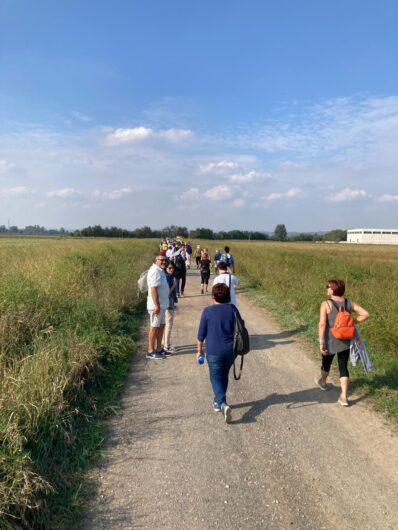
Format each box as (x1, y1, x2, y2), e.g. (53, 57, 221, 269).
(337, 349, 350, 402)
(220, 355, 234, 405)
(320, 353, 335, 382)
(163, 309, 174, 347)
(206, 356, 225, 407)
(148, 326, 157, 352)
(156, 324, 165, 351)
(181, 273, 186, 294)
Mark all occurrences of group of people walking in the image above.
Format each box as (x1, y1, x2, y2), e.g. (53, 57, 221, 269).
(145, 240, 370, 423)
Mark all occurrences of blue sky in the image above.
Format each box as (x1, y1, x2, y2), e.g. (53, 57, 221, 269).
(1, 0, 398, 231)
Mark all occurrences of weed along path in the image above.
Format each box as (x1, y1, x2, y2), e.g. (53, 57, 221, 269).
(85, 270, 398, 530)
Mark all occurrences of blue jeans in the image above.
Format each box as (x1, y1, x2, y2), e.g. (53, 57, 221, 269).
(206, 354, 234, 406)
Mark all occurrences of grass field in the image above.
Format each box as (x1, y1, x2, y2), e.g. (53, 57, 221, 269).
(0, 237, 155, 529)
(2, 237, 397, 527)
(197, 240, 398, 419)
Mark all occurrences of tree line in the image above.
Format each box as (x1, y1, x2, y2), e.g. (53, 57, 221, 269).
(72, 224, 347, 242)
(0, 225, 68, 236)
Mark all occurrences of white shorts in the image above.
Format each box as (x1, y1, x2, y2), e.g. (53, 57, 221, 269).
(148, 309, 166, 327)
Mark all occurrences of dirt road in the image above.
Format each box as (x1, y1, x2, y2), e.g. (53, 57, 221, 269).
(85, 269, 398, 529)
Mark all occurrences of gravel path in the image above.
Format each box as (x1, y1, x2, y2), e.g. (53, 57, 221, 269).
(84, 269, 398, 529)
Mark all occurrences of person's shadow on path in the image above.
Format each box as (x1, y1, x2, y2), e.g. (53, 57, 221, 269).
(230, 389, 367, 424)
(176, 325, 308, 355)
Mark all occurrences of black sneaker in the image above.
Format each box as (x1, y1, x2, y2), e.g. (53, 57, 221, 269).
(157, 348, 170, 357)
(146, 351, 166, 360)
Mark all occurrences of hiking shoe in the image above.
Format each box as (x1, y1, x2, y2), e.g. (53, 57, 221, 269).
(163, 345, 176, 354)
(146, 351, 166, 360)
(213, 401, 221, 412)
(338, 398, 349, 407)
(315, 377, 328, 391)
(222, 404, 232, 423)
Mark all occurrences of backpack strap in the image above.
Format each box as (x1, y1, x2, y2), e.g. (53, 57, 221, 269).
(228, 273, 231, 288)
(233, 354, 244, 380)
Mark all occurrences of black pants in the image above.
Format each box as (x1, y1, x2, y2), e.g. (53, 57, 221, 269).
(321, 349, 350, 378)
(196, 256, 201, 267)
(200, 271, 210, 285)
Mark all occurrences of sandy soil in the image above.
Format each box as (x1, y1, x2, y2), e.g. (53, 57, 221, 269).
(84, 269, 398, 530)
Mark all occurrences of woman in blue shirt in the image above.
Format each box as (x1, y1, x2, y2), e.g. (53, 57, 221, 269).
(197, 283, 241, 423)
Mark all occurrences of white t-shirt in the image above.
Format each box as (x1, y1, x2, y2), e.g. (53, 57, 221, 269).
(212, 273, 239, 306)
(147, 264, 169, 310)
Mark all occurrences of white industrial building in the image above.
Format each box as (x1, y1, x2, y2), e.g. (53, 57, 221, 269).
(347, 229, 398, 245)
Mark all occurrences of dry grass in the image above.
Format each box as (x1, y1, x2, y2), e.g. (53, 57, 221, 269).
(0, 237, 155, 528)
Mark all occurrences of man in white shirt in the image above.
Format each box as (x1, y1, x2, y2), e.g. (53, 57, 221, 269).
(146, 254, 170, 360)
(212, 262, 240, 306)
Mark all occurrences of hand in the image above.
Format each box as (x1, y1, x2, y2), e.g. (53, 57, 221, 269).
(154, 305, 160, 315)
(196, 351, 203, 361)
(320, 344, 329, 355)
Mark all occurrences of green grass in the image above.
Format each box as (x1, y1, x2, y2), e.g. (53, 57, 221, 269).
(0, 238, 156, 529)
(195, 240, 398, 419)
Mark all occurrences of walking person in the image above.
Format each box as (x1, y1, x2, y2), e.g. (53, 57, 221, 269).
(199, 251, 211, 294)
(173, 244, 186, 296)
(220, 246, 235, 273)
(185, 241, 192, 269)
(213, 262, 239, 306)
(146, 254, 170, 360)
(214, 248, 222, 274)
(197, 283, 241, 423)
(317, 279, 369, 405)
(194, 245, 202, 269)
(162, 261, 177, 354)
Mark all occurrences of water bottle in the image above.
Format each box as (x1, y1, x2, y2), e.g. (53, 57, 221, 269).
(198, 354, 205, 365)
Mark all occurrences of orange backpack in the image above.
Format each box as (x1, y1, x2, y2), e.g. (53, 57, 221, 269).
(330, 299, 355, 340)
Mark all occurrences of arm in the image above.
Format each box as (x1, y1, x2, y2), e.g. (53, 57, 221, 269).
(197, 340, 204, 361)
(197, 311, 207, 360)
(151, 286, 160, 315)
(318, 301, 329, 355)
(351, 301, 369, 323)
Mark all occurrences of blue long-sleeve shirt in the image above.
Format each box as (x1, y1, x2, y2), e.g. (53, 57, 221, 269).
(197, 303, 241, 357)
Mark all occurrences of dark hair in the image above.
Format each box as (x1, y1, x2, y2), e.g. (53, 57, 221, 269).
(166, 261, 175, 270)
(212, 283, 231, 303)
(224, 246, 230, 253)
(217, 261, 227, 271)
(328, 279, 345, 296)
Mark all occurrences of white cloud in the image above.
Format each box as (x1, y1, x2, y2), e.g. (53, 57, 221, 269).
(377, 194, 398, 203)
(107, 126, 193, 144)
(0, 186, 29, 198)
(71, 111, 93, 122)
(200, 160, 240, 174)
(157, 128, 193, 142)
(47, 188, 79, 198)
(327, 188, 371, 203)
(279, 160, 303, 169)
(95, 187, 133, 200)
(230, 171, 272, 183)
(286, 187, 303, 198)
(263, 187, 304, 202)
(204, 185, 233, 201)
(232, 198, 245, 208)
(0, 159, 14, 171)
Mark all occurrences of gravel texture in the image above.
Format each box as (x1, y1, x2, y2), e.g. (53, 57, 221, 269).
(84, 270, 398, 530)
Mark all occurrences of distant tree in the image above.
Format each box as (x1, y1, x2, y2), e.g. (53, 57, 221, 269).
(162, 225, 188, 238)
(289, 233, 316, 242)
(189, 227, 214, 239)
(323, 229, 347, 242)
(273, 224, 288, 241)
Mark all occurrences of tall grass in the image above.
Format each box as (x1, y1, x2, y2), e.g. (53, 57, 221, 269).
(0, 238, 155, 529)
(198, 240, 398, 419)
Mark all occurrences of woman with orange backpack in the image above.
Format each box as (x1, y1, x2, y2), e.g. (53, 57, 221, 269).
(317, 279, 369, 406)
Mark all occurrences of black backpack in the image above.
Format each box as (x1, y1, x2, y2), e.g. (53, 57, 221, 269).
(232, 307, 250, 380)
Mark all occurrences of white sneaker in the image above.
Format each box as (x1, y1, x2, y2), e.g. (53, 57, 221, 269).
(163, 345, 176, 354)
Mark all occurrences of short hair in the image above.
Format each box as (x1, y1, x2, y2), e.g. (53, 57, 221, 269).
(224, 246, 230, 252)
(328, 279, 345, 296)
(217, 261, 227, 271)
(154, 253, 165, 261)
(212, 283, 231, 303)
